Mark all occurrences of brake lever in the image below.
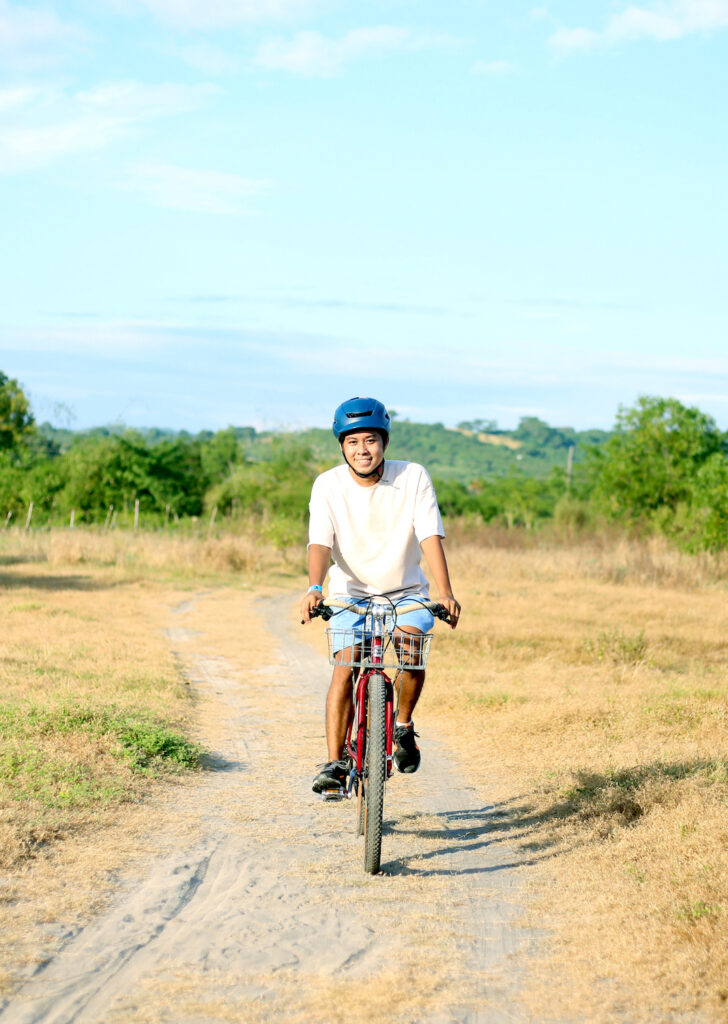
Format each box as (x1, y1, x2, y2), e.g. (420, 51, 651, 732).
(301, 603, 333, 625)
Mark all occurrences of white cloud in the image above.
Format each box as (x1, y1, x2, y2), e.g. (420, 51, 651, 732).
(122, 161, 271, 214)
(0, 81, 219, 173)
(0, 0, 85, 69)
(549, 26, 599, 51)
(77, 81, 219, 119)
(550, 0, 728, 50)
(0, 86, 40, 112)
(471, 59, 515, 75)
(134, 0, 319, 29)
(171, 42, 240, 75)
(253, 25, 453, 76)
(1, 117, 120, 166)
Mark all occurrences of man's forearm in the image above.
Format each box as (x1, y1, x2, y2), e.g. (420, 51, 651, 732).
(420, 534, 460, 627)
(420, 535, 454, 597)
(308, 544, 332, 587)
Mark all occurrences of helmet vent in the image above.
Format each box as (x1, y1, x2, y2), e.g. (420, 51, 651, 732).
(346, 409, 373, 418)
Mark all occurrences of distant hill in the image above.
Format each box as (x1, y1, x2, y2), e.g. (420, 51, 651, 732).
(38, 416, 611, 485)
(297, 416, 611, 483)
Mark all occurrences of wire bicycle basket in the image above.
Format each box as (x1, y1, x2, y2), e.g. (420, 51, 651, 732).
(325, 629, 433, 670)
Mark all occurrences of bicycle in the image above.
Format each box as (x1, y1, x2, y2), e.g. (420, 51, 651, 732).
(310, 596, 451, 874)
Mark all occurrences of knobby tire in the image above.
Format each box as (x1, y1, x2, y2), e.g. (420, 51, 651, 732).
(363, 672, 387, 874)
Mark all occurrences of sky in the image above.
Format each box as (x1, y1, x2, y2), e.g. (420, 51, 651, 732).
(1, 0, 727, 434)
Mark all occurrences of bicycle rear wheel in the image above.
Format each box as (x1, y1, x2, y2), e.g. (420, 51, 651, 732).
(363, 672, 387, 874)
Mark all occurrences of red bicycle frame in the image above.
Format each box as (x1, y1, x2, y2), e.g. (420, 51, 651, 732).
(344, 636, 396, 783)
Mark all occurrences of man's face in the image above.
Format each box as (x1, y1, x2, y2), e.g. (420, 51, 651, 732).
(341, 430, 385, 474)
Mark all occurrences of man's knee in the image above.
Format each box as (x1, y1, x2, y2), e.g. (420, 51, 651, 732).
(394, 627, 427, 669)
(330, 665, 353, 694)
(399, 668, 425, 687)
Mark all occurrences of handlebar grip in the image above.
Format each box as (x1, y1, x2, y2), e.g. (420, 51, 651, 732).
(310, 603, 333, 622)
(433, 605, 453, 624)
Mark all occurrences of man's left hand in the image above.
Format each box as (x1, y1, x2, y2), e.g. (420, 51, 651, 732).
(439, 594, 461, 629)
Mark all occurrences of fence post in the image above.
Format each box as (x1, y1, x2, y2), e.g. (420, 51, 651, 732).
(134, 499, 140, 534)
(208, 505, 218, 537)
(70, 509, 75, 529)
(164, 504, 170, 529)
(24, 501, 34, 533)
(111, 510, 118, 530)
(104, 504, 114, 530)
(566, 445, 574, 488)
(4, 510, 12, 529)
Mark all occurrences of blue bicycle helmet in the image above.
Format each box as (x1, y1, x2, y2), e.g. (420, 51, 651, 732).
(332, 397, 391, 441)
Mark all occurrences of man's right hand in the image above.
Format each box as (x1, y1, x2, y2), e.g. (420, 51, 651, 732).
(300, 591, 324, 623)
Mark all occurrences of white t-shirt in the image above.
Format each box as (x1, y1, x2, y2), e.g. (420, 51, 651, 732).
(308, 460, 445, 599)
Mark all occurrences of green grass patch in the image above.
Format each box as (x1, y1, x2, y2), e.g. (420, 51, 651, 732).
(676, 901, 722, 921)
(642, 688, 728, 728)
(0, 750, 126, 808)
(466, 689, 523, 710)
(583, 628, 648, 665)
(0, 701, 203, 778)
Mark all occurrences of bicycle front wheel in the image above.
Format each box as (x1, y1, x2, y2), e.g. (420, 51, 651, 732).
(363, 672, 387, 874)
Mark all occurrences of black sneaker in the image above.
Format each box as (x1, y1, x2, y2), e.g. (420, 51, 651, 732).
(312, 760, 348, 793)
(393, 723, 421, 774)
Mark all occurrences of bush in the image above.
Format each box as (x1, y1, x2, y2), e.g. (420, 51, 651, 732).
(205, 439, 318, 544)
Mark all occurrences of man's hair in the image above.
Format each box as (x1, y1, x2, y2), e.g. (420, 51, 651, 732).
(339, 428, 388, 446)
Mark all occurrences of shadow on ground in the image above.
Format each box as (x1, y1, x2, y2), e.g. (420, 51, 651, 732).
(0, 572, 118, 592)
(382, 758, 722, 877)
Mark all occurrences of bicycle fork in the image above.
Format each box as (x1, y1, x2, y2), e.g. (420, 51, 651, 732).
(343, 667, 394, 795)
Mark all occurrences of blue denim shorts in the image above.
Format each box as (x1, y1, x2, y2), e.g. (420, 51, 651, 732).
(327, 595, 435, 655)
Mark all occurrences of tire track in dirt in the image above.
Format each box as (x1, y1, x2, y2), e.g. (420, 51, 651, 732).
(0, 593, 538, 1024)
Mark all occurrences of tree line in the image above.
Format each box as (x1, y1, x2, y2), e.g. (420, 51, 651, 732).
(1, 371, 727, 551)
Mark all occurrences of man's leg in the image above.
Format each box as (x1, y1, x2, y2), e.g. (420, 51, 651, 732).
(325, 659, 354, 761)
(396, 668, 425, 722)
(393, 626, 426, 717)
(393, 627, 425, 773)
(313, 659, 354, 793)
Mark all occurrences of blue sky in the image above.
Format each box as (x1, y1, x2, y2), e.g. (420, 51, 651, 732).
(1, 0, 727, 433)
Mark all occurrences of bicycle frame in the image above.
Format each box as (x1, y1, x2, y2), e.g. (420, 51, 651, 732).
(342, 604, 397, 792)
(347, 667, 395, 784)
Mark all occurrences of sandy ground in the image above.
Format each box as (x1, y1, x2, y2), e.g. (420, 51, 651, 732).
(0, 593, 541, 1024)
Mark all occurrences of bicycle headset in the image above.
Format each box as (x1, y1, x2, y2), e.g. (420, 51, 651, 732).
(332, 397, 390, 479)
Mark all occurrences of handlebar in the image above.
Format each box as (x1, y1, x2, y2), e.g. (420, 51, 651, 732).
(308, 597, 452, 625)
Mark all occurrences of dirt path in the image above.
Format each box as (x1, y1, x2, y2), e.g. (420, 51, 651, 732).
(0, 593, 539, 1024)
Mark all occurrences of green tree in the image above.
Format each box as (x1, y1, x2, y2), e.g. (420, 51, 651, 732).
(0, 372, 34, 451)
(58, 433, 207, 521)
(587, 396, 727, 524)
(430, 478, 480, 518)
(673, 451, 728, 552)
(200, 427, 241, 484)
(205, 439, 317, 544)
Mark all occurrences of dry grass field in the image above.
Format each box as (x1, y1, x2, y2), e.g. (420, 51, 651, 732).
(0, 545, 201, 991)
(421, 538, 728, 1023)
(1, 525, 727, 1021)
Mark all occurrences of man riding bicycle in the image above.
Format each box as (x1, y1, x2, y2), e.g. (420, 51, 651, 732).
(300, 397, 461, 794)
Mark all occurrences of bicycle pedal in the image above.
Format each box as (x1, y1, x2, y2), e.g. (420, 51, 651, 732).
(321, 787, 346, 801)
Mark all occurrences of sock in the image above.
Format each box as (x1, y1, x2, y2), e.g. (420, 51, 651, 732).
(396, 721, 412, 729)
